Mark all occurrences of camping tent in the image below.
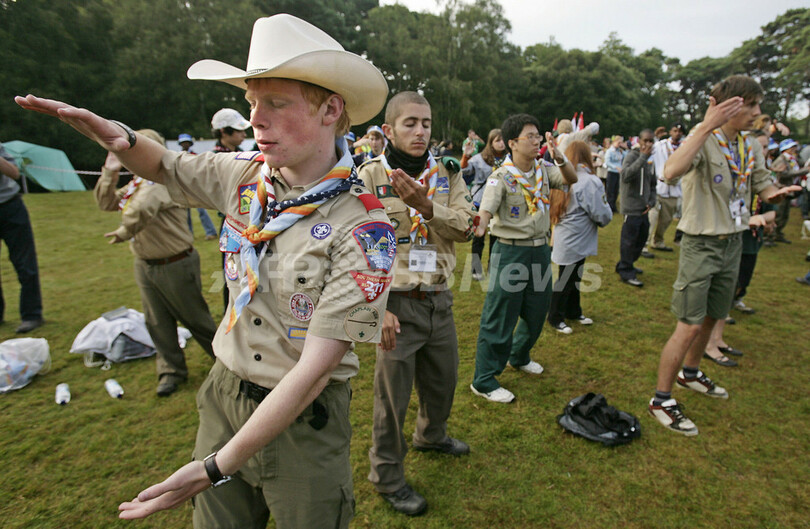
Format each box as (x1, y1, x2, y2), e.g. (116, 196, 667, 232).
(3, 141, 85, 191)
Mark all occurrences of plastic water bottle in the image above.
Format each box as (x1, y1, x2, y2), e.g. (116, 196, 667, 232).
(104, 378, 124, 399)
(55, 383, 71, 405)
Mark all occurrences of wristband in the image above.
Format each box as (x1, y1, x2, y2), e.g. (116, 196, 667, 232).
(109, 120, 137, 150)
(554, 153, 570, 167)
(203, 452, 232, 488)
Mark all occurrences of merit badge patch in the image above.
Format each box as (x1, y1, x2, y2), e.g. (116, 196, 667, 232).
(225, 255, 239, 281)
(238, 183, 258, 214)
(311, 222, 332, 240)
(713, 174, 723, 184)
(350, 271, 392, 302)
(343, 304, 380, 342)
(352, 221, 396, 272)
(289, 293, 314, 321)
(510, 206, 521, 218)
(436, 176, 450, 194)
(287, 327, 307, 340)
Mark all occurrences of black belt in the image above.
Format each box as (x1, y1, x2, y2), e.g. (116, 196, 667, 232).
(239, 379, 328, 431)
(144, 248, 192, 266)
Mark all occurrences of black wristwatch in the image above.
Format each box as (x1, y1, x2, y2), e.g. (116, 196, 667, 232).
(203, 452, 232, 488)
(109, 120, 137, 150)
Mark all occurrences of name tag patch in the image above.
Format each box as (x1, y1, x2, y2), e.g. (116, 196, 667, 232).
(287, 327, 307, 340)
(350, 271, 392, 302)
(352, 221, 397, 272)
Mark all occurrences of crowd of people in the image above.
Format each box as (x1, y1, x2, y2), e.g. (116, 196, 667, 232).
(4, 12, 810, 529)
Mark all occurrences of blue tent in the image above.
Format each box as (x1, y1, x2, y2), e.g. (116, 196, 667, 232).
(3, 140, 85, 191)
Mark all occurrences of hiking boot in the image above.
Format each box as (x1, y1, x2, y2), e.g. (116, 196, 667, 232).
(379, 484, 427, 516)
(648, 398, 698, 436)
(470, 384, 515, 403)
(413, 437, 470, 456)
(551, 321, 573, 334)
(508, 360, 544, 375)
(676, 370, 728, 399)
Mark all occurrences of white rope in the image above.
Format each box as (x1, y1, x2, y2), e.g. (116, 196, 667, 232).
(25, 164, 133, 176)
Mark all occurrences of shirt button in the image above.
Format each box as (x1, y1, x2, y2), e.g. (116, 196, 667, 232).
(266, 249, 273, 257)
(253, 318, 262, 326)
(297, 277, 306, 284)
(256, 285, 263, 293)
(254, 354, 262, 361)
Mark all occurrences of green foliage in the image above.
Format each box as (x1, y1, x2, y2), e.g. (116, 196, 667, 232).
(1, 2, 807, 172)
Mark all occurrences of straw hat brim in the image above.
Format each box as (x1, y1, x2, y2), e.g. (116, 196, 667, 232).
(188, 50, 388, 125)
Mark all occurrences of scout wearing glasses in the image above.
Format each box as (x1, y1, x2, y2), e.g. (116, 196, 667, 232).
(470, 113, 577, 404)
(18, 14, 392, 529)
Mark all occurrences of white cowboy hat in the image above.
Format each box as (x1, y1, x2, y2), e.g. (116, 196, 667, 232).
(187, 14, 388, 125)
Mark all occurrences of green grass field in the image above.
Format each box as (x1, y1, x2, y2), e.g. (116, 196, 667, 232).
(1, 191, 808, 529)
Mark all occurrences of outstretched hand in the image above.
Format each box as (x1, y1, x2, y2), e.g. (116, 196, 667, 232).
(703, 96, 744, 131)
(390, 168, 433, 219)
(15, 94, 131, 152)
(118, 460, 210, 520)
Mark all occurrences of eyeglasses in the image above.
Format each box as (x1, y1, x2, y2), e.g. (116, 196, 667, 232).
(515, 134, 542, 142)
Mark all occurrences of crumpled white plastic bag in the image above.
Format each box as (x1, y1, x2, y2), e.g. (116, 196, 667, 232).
(0, 338, 51, 393)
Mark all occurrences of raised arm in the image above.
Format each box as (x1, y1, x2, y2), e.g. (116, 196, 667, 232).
(663, 96, 744, 183)
(15, 95, 168, 183)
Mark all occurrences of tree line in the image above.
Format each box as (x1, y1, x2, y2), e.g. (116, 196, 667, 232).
(0, 0, 807, 172)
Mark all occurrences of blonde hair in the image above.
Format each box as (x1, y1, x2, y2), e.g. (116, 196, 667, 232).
(298, 81, 351, 136)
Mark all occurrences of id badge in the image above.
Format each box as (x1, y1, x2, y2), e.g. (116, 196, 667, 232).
(409, 244, 437, 273)
(729, 198, 747, 227)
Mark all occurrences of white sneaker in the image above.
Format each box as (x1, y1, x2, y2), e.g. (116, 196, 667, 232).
(509, 360, 544, 375)
(676, 370, 729, 399)
(576, 316, 593, 325)
(648, 398, 699, 436)
(472, 272, 484, 281)
(551, 321, 573, 334)
(470, 384, 515, 403)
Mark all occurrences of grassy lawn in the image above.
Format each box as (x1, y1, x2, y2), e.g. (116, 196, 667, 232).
(1, 190, 808, 529)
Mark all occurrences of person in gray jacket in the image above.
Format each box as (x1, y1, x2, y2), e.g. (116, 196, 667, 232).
(548, 141, 612, 334)
(615, 129, 657, 287)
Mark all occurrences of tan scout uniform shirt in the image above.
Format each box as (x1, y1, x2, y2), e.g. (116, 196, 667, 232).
(480, 161, 565, 240)
(157, 150, 393, 388)
(674, 127, 772, 236)
(358, 158, 476, 290)
(94, 167, 193, 260)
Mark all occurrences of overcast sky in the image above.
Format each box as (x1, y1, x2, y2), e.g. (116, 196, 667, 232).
(380, 0, 806, 64)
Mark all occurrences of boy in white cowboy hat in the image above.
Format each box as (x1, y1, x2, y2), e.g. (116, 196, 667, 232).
(18, 14, 390, 529)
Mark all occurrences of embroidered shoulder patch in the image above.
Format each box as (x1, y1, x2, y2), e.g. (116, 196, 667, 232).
(352, 221, 396, 272)
(235, 151, 262, 161)
(486, 178, 499, 187)
(350, 271, 392, 302)
(238, 183, 258, 214)
(343, 304, 380, 342)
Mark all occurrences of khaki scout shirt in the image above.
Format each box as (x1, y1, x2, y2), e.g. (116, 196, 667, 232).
(674, 127, 772, 236)
(94, 167, 193, 260)
(358, 157, 476, 291)
(157, 150, 393, 388)
(480, 160, 565, 240)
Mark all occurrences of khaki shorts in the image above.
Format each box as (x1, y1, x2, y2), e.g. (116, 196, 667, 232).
(671, 233, 742, 325)
(191, 360, 354, 529)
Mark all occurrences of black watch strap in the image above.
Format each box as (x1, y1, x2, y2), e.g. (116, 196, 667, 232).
(109, 120, 137, 150)
(203, 452, 232, 488)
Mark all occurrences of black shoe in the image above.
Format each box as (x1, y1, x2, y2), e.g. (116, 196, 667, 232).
(622, 277, 643, 287)
(640, 250, 655, 259)
(413, 437, 470, 456)
(380, 484, 427, 516)
(16, 318, 44, 334)
(156, 377, 182, 397)
(633, 267, 644, 275)
(652, 245, 674, 252)
(718, 345, 743, 357)
(725, 316, 736, 325)
(775, 236, 791, 244)
(805, 254, 810, 262)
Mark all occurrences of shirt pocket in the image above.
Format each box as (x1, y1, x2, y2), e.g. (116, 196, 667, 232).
(272, 249, 327, 325)
(504, 194, 525, 223)
(380, 198, 411, 241)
